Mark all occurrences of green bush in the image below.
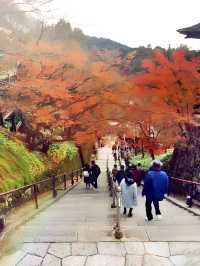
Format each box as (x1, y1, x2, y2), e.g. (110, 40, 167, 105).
(47, 142, 78, 164)
(130, 151, 172, 170)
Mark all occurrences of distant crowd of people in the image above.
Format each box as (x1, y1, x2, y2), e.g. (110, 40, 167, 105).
(112, 143, 131, 162)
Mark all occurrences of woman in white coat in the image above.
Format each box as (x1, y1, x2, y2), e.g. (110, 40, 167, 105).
(120, 172, 137, 217)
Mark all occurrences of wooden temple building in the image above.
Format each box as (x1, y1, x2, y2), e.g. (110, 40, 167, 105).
(177, 23, 200, 117)
(177, 23, 200, 39)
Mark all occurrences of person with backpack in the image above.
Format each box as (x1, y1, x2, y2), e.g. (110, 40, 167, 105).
(120, 170, 137, 217)
(143, 159, 169, 221)
(91, 160, 101, 189)
(83, 164, 91, 189)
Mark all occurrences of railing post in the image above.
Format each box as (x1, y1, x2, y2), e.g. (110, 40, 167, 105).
(111, 182, 116, 208)
(63, 174, 67, 190)
(33, 184, 39, 209)
(52, 176, 57, 198)
(80, 168, 83, 179)
(114, 186, 123, 239)
(76, 170, 79, 182)
(71, 171, 74, 185)
(0, 215, 6, 233)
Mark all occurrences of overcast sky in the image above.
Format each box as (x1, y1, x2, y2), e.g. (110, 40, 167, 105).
(49, 0, 200, 50)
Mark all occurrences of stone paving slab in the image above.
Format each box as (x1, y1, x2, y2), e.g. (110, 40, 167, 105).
(85, 254, 125, 266)
(48, 243, 71, 258)
(144, 242, 170, 257)
(41, 254, 61, 266)
(126, 255, 143, 266)
(62, 256, 86, 266)
(17, 254, 43, 266)
(97, 242, 126, 256)
(143, 254, 172, 266)
(72, 242, 97, 256)
(22, 243, 49, 257)
(169, 242, 200, 256)
(1, 241, 200, 266)
(124, 242, 145, 255)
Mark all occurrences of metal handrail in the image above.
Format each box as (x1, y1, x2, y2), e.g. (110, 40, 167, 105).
(0, 168, 83, 208)
(169, 176, 200, 207)
(170, 177, 200, 186)
(0, 168, 83, 196)
(107, 159, 123, 239)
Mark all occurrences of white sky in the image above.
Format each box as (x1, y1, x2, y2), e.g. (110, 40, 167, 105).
(48, 0, 200, 50)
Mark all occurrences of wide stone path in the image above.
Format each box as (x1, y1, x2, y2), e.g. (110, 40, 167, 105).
(1, 147, 200, 265)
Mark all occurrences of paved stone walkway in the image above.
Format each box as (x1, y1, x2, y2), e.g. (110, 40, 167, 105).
(1, 241, 200, 266)
(1, 147, 200, 265)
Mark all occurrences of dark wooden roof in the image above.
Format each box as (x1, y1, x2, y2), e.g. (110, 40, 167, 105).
(177, 23, 200, 39)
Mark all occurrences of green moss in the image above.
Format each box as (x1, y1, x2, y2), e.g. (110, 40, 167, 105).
(0, 132, 89, 192)
(0, 132, 46, 192)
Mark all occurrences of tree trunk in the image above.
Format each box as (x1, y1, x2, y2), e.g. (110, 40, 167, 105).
(77, 145, 85, 167)
(141, 139, 145, 158)
(64, 127, 72, 139)
(41, 140, 50, 153)
(0, 112, 4, 127)
(149, 149, 155, 160)
(169, 124, 200, 179)
(10, 113, 16, 132)
(134, 146, 138, 156)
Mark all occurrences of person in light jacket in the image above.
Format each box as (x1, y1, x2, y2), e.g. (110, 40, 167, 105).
(120, 171, 137, 217)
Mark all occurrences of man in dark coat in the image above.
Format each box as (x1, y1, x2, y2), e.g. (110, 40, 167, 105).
(91, 160, 101, 189)
(143, 160, 169, 221)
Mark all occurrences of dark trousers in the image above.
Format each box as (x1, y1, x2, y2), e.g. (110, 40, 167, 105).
(92, 177, 98, 188)
(123, 207, 133, 215)
(145, 199, 161, 220)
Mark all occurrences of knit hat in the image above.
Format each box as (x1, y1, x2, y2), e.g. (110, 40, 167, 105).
(151, 159, 163, 167)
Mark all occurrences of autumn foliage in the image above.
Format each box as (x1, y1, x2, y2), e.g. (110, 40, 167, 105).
(1, 40, 134, 150)
(1, 27, 200, 161)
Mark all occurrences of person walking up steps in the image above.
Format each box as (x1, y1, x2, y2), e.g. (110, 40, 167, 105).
(91, 160, 101, 189)
(143, 159, 169, 221)
(120, 170, 137, 217)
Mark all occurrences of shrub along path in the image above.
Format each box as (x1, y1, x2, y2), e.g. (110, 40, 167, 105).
(0, 147, 200, 265)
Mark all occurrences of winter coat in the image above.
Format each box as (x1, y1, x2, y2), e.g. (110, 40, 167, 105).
(83, 166, 91, 184)
(112, 168, 118, 180)
(120, 179, 138, 208)
(91, 164, 101, 179)
(132, 169, 143, 186)
(143, 170, 169, 201)
(115, 170, 126, 185)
